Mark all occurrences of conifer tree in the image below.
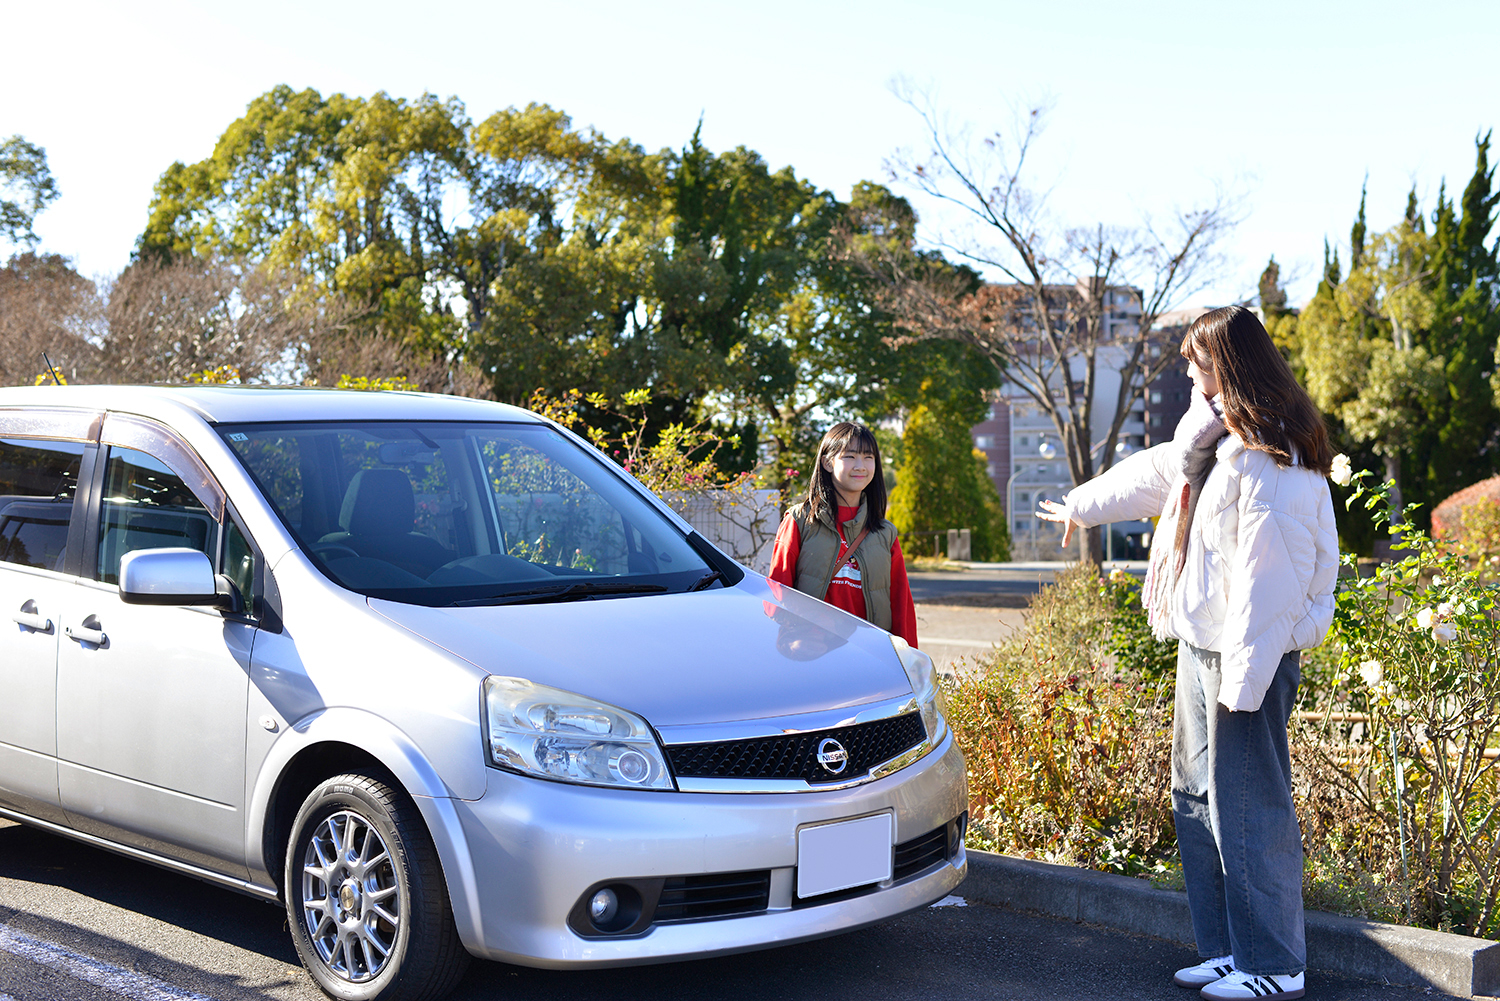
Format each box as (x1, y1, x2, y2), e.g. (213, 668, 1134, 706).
(1258, 256, 1288, 319)
(1322, 238, 1341, 287)
(1350, 178, 1368, 268)
(888, 398, 1010, 561)
(1421, 132, 1500, 503)
(1294, 134, 1500, 540)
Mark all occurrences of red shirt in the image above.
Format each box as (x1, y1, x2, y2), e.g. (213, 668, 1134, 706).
(768, 505, 919, 649)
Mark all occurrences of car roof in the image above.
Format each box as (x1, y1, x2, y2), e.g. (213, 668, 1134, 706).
(0, 384, 539, 427)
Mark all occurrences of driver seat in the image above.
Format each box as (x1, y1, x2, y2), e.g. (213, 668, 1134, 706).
(320, 468, 453, 577)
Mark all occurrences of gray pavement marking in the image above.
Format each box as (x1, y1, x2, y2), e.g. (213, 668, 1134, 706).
(922, 637, 998, 648)
(0, 924, 220, 1001)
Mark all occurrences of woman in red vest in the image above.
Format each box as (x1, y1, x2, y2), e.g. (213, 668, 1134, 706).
(768, 422, 918, 648)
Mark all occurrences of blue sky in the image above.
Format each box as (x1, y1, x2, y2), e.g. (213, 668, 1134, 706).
(4, 0, 1497, 308)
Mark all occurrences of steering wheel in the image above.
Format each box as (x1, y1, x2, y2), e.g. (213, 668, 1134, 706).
(311, 542, 361, 562)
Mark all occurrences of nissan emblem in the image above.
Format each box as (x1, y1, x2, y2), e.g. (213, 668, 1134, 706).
(816, 737, 849, 775)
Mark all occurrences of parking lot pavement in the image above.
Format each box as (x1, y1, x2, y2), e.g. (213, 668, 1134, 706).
(0, 818, 1457, 1001)
(907, 560, 1147, 608)
(915, 603, 1024, 678)
(907, 565, 1055, 606)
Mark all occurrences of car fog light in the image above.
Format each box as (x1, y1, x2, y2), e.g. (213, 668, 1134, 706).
(589, 888, 619, 926)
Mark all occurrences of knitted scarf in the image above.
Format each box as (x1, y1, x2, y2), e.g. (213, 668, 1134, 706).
(1142, 393, 1228, 639)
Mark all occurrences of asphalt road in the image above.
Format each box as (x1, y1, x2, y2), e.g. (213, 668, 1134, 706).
(906, 561, 1152, 607)
(906, 565, 1060, 607)
(0, 818, 1456, 1001)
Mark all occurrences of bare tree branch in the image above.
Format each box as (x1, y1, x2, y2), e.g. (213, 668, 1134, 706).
(0, 252, 104, 386)
(862, 84, 1241, 560)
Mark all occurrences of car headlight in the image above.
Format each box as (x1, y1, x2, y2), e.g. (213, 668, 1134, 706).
(892, 637, 947, 745)
(482, 676, 674, 790)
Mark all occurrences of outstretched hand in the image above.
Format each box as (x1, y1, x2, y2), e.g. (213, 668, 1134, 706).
(1035, 499, 1081, 548)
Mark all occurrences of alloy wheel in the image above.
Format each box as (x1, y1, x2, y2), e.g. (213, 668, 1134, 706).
(299, 809, 402, 982)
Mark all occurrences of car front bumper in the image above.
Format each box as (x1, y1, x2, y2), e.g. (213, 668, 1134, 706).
(439, 729, 968, 968)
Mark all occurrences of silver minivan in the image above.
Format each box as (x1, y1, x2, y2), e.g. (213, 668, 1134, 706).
(0, 385, 967, 1000)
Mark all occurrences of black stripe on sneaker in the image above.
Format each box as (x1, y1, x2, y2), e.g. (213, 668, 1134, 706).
(1256, 976, 1283, 996)
(1214, 965, 1233, 977)
(1246, 978, 1269, 997)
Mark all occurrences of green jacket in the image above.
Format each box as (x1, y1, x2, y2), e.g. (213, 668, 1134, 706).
(790, 497, 899, 631)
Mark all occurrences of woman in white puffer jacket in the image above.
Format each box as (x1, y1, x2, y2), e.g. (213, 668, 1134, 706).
(1039, 305, 1337, 1001)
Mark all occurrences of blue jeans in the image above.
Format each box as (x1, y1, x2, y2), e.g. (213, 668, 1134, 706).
(1172, 643, 1305, 977)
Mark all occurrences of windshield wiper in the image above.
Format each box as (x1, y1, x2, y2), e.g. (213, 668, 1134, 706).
(446, 581, 668, 607)
(688, 570, 723, 591)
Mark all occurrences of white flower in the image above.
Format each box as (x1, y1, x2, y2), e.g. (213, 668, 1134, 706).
(1330, 454, 1353, 486)
(1416, 607, 1435, 629)
(1358, 659, 1384, 687)
(1436, 601, 1455, 619)
(1433, 622, 1458, 644)
(1433, 575, 1445, 586)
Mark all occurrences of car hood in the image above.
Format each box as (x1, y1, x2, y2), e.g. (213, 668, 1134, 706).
(368, 575, 914, 728)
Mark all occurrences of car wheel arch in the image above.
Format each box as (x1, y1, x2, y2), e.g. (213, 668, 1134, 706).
(248, 710, 459, 884)
(245, 711, 489, 956)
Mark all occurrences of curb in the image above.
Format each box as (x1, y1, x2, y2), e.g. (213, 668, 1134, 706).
(958, 850, 1500, 999)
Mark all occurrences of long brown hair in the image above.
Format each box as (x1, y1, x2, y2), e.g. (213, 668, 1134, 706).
(1182, 305, 1333, 474)
(799, 422, 887, 525)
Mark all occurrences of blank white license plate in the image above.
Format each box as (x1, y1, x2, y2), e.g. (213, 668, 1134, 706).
(796, 813, 893, 898)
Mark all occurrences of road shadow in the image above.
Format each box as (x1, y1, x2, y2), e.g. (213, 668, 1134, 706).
(0, 820, 1455, 1001)
(0, 820, 292, 956)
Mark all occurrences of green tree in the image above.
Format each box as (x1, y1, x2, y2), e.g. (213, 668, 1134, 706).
(135, 88, 943, 491)
(888, 401, 1009, 562)
(1300, 213, 1446, 524)
(1258, 255, 1300, 368)
(1423, 131, 1500, 504)
(1258, 255, 1288, 321)
(1, 136, 59, 248)
(1292, 133, 1500, 537)
(475, 128, 916, 491)
(887, 344, 1010, 561)
(138, 87, 590, 365)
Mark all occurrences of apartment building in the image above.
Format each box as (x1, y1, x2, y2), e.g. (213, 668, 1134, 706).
(970, 296, 1207, 560)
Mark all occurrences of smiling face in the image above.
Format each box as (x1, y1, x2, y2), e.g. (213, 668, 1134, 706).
(823, 444, 876, 507)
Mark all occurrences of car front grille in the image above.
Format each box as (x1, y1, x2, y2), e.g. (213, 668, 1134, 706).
(653, 870, 771, 922)
(663, 712, 927, 785)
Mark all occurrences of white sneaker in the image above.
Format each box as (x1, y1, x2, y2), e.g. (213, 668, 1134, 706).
(1173, 955, 1236, 988)
(1199, 969, 1305, 999)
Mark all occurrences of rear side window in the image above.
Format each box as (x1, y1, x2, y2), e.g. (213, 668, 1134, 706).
(97, 446, 216, 585)
(0, 437, 83, 572)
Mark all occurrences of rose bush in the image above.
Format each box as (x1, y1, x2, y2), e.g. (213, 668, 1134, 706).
(1299, 467, 1500, 934)
(947, 461, 1500, 935)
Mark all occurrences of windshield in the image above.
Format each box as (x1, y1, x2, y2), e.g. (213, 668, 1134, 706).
(217, 420, 712, 606)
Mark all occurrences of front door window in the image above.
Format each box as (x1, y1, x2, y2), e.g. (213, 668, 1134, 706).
(96, 446, 216, 584)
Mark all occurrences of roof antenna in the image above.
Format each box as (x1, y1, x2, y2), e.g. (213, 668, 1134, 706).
(42, 352, 63, 386)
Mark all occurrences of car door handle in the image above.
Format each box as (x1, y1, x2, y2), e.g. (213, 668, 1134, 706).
(13, 600, 53, 634)
(65, 615, 107, 647)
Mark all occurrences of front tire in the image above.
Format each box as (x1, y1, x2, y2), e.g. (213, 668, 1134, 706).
(284, 772, 470, 1001)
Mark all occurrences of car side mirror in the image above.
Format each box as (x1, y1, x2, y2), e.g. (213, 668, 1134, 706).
(119, 548, 239, 611)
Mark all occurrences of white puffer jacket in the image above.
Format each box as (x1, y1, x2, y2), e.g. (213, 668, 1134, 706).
(1062, 430, 1338, 712)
